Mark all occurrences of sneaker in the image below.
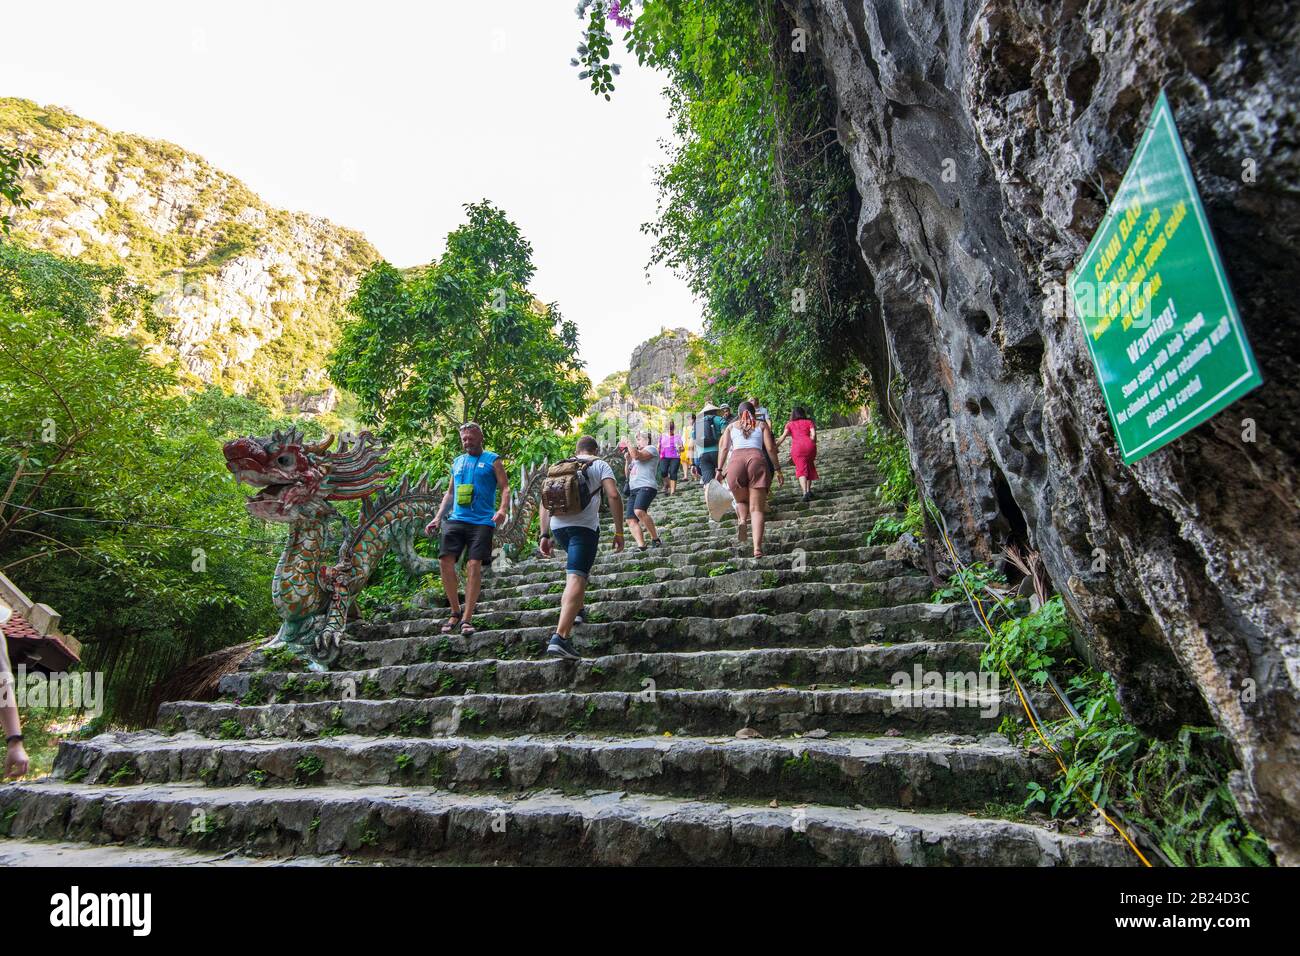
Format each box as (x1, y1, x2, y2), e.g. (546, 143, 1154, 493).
(546, 634, 581, 660)
(574, 612, 585, 626)
(651, 538, 664, 548)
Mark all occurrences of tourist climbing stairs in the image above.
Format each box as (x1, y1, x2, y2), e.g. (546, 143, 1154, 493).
(0, 425, 1133, 865)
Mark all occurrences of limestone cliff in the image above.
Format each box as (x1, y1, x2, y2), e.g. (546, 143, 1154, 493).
(626, 327, 696, 405)
(782, 0, 1299, 860)
(0, 97, 380, 414)
(586, 329, 698, 437)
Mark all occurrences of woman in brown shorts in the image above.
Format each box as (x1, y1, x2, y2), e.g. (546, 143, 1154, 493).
(717, 401, 785, 558)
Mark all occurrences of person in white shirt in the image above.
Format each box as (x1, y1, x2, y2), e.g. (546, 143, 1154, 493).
(538, 436, 625, 660)
(620, 430, 664, 550)
(718, 401, 785, 558)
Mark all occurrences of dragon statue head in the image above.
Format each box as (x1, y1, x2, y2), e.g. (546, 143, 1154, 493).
(223, 429, 392, 524)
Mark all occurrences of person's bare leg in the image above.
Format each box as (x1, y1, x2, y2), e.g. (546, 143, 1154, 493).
(628, 516, 646, 548)
(556, 573, 588, 637)
(750, 487, 768, 556)
(734, 501, 750, 544)
(799, 476, 809, 495)
(439, 556, 461, 619)
(637, 509, 659, 542)
(461, 559, 483, 625)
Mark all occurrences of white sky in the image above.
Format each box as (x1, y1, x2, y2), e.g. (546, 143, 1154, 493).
(0, 0, 703, 384)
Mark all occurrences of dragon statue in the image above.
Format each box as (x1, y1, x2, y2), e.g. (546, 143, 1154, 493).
(223, 429, 443, 670)
(223, 428, 626, 671)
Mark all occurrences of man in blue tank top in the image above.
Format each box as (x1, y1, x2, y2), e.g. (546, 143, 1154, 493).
(424, 422, 510, 637)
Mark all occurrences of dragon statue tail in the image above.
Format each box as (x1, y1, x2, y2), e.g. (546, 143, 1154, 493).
(312, 474, 444, 668)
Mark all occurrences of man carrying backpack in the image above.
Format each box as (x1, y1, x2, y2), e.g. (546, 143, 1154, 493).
(538, 435, 625, 660)
(694, 402, 729, 484)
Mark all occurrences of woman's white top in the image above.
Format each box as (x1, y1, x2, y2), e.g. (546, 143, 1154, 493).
(728, 422, 766, 450)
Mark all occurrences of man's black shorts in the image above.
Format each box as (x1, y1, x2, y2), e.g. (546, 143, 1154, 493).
(625, 486, 658, 519)
(439, 520, 495, 562)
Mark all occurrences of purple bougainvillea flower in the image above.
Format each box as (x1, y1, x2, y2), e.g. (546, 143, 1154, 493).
(608, 1, 633, 29)
(727, 385, 737, 392)
(708, 376, 717, 383)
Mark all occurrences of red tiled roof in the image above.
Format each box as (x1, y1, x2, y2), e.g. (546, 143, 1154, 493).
(2, 610, 81, 670)
(1, 610, 41, 642)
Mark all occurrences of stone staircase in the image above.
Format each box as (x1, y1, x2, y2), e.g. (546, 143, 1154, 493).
(0, 426, 1133, 865)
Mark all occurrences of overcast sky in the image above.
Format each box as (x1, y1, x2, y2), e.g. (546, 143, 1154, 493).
(0, 0, 703, 383)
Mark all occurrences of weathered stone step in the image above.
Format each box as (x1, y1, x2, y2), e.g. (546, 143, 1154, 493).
(359, 580, 933, 637)
(440, 559, 920, 610)
(159, 684, 1009, 740)
(472, 545, 895, 591)
(224, 642, 984, 702)
(0, 781, 1132, 866)
(485, 536, 893, 585)
(638, 518, 892, 557)
(613, 479, 881, 519)
(630, 514, 895, 552)
(652, 493, 884, 524)
(335, 604, 973, 669)
(0, 836, 365, 866)
(495, 527, 880, 578)
(50, 731, 1039, 811)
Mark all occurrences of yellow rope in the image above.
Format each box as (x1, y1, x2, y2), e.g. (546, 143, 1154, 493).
(928, 505, 1151, 866)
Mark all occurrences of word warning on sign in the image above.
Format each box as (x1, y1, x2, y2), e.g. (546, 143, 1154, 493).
(1070, 91, 1262, 464)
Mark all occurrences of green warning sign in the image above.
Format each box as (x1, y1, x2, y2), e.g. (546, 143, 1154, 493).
(1070, 91, 1262, 465)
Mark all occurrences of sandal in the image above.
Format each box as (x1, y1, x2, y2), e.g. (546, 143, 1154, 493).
(440, 615, 462, 634)
(460, 622, 477, 637)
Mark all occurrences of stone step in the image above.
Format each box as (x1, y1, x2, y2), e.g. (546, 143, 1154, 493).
(51, 730, 1041, 811)
(429, 559, 921, 610)
(637, 515, 893, 552)
(223, 642, 985, 702)
(467, 545, 896, 592)
(0, 836, 365, 866)
(0, 781, 1133, 866)
(657, 483, 878, 509)
(484, 533, 891, 585)
(493, 527, 880, 579)
(159, 684, 1011, 740)
(621, 514, 895, 552)
(333, 604, 974, 669)
(357, 579, 934, 636)
(633, 490, 890, 526)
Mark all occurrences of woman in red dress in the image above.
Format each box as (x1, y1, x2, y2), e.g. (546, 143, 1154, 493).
(780, 407, 819, 501)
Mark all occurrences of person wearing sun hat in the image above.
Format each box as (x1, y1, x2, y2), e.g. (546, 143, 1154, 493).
(694, 402, 729, 484)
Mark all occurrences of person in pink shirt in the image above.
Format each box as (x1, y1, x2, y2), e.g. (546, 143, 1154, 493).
(657, 421, 684, 495)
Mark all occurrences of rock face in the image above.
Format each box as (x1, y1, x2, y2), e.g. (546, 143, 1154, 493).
(585, 330, 699, 440)
(627, 327, 696, 405)
(782, 0, 1299, 861)
(0, 98, 380, 414)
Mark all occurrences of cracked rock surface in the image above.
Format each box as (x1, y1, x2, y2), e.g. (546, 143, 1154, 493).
(781, 0, 1298, 862)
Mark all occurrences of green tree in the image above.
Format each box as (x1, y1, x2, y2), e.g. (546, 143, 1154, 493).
(329, 201, 590, 465)
(0, 143, 40, 237)
(575, 1, 877, 416)
(0, 242, 291, 723)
